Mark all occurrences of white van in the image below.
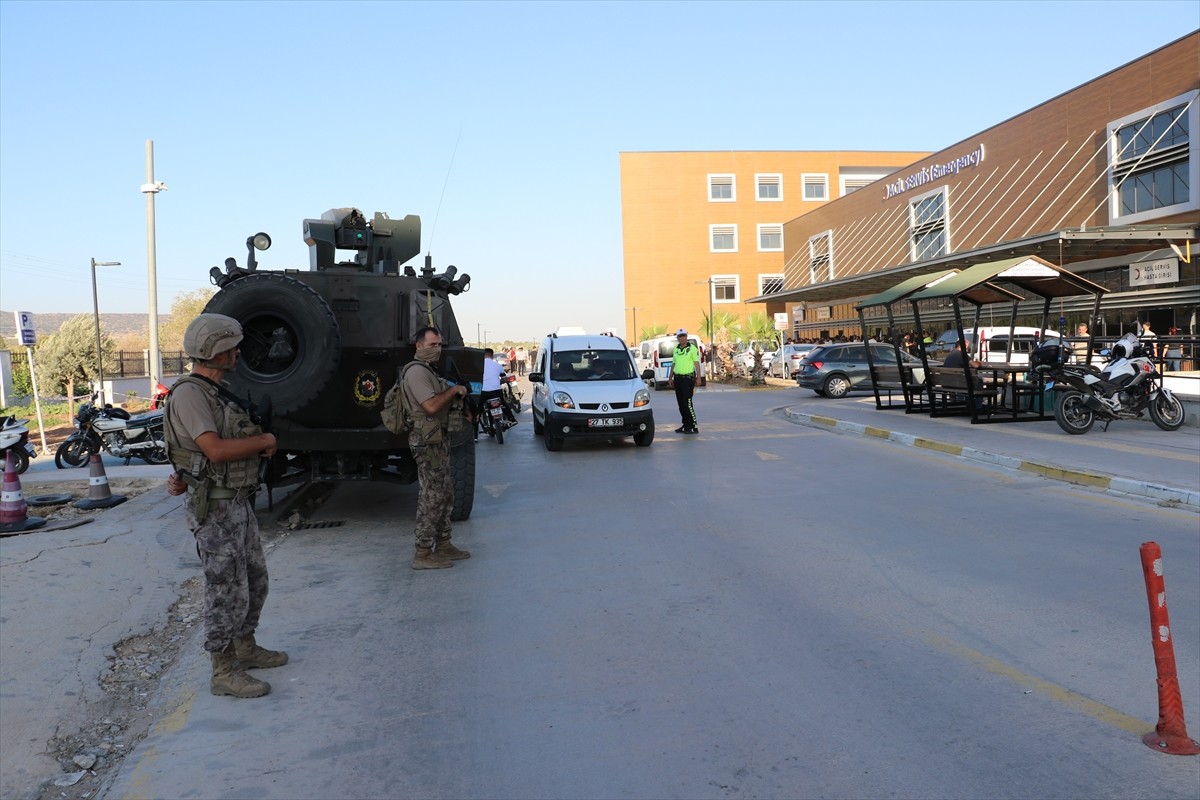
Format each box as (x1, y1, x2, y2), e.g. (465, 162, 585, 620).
(530, 333, 654, 451)
(638, 334, 705, 389)
(927, 327, 1064, 365)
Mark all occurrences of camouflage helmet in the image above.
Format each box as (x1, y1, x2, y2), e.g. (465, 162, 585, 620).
(183, 313, 243, 361)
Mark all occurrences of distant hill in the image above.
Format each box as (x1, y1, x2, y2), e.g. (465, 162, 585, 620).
(0, 311, 160, 340)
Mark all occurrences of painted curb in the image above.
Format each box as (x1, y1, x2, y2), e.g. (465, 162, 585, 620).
(784, 408, 1198, 509)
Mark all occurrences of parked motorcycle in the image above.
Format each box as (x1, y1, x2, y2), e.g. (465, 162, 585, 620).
(55, 396, 170, 468)
(150, 381, 169, 410)
(1032, 335, 1185, 435)
(1, 416, 37, 474)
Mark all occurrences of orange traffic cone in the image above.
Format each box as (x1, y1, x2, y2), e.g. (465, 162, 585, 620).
(73, 454, 127, 510)
(0, 450, 47, 532)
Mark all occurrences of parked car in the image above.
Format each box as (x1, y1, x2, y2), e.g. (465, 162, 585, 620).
(925, 327, 1064, 364)
(494, 351, 511, 371)
(734, 346, 775, 377)
(768, 344, 817, 378)
(796, 342, 927, 398)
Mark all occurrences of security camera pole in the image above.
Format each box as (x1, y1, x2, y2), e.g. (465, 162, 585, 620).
(140, 139, 168, 396)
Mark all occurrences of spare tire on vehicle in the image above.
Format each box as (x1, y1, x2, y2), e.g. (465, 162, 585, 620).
(204, 273, 341, 415)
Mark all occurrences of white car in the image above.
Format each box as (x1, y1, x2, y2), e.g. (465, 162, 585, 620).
(735, 347, 775, 376)
(530, 333, 654, 451)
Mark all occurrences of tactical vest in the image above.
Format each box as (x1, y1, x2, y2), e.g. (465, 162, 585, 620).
(402, 362, 452, 445)
(165, 374, 263, 489)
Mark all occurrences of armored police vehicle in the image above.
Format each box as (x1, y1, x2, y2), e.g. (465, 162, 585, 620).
(203, 207, 483, 520)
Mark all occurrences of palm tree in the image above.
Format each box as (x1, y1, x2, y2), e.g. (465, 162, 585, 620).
(737, 312, 781, 384)
(700, 310, 741, 378)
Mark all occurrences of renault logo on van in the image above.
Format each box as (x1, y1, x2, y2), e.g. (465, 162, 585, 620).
(601, 403, 610, 412)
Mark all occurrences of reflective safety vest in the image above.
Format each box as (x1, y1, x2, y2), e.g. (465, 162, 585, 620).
(673, 344, 700, 375)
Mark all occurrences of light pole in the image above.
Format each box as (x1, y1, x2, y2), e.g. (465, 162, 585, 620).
(625, 307, 640, 341)
(91, 258, 121, 403)
(695, 279, 715, 373)
(483, 330, 490, 348)
(140, 139, 168, 394)
(477, 322, 483, 348)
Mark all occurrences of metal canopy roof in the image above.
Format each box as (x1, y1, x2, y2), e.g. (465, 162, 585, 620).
(906, 255, 1108, 304)
(751, 224, 1195, 306)
(854, 270, 959, 310)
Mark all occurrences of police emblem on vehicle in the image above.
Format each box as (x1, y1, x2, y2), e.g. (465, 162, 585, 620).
(353, 370, 382, 407)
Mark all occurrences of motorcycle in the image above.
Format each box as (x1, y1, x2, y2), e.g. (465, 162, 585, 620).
(1032, 335, 1185, 435)
(1, 416, 37, 474)
(55, 396, 170, 468)
(150, 381, 169, 410)
(501, 373, 523, 416)
(476, 394, 509, 445)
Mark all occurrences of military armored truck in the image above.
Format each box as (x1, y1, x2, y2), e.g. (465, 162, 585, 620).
(203, 207, 484, 520)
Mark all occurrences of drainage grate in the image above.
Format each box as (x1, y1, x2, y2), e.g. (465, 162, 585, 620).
(296, 520, 346, 530)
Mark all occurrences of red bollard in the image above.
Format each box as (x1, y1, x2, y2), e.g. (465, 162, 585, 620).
(1139, 541, 1200, 755)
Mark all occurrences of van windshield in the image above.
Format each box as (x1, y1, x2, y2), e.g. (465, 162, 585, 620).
(550, 350, 635, 382)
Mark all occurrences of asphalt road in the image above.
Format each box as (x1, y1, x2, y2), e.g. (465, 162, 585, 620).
(95, 387, 1200, 800)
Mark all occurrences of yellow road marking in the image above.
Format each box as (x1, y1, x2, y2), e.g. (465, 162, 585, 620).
(923, 632, 1149, 735)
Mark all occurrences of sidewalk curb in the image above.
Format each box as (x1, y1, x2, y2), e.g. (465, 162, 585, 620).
(784, 409, 1199, 510)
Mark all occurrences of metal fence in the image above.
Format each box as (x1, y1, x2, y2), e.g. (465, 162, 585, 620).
(113, 350, 188, 378)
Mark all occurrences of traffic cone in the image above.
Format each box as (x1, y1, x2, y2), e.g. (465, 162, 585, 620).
(0, 450, 47, 532)
(73, 454, 127, 510)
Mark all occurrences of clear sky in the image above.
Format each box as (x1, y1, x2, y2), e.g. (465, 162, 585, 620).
(1, 0, 1196, 342)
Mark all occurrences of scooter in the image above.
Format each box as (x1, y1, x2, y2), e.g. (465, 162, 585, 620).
(150, 381, 169, 410)
(1033, 335, 1185, 435)
(1, 416, 37, 474)
(55, 395, 169, 468)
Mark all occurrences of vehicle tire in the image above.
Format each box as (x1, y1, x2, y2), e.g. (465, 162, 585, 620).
(204, 273, 341, 415)
(1053, 391, 1094, 435)
(824, 374, 852, 398)
(503, 386, 522, 414)
(55, 438, 97, 469)
(494, 420, 504, 445)
(532, 409, 544, 435)
(634, 425, 654, 447)
(1148, 390, 1186, 431)
(813, 389, 825, 397)
(6, 448, 30, 474)
(140, 430, 170, 464)
(449, 436, 475, 521)
(544, 420, 563, 452)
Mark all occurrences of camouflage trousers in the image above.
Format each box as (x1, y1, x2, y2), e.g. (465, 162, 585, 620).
(186, 493, 269, 653)
(409, 436, 453, 548)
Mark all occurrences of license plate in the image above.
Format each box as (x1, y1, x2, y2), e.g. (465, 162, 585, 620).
(587, 418, 623, 428)
(25, 443, 37, 456)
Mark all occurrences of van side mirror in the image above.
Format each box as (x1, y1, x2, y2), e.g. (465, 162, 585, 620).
(528, 372, 544, 384)
(641, 369, 654, 381)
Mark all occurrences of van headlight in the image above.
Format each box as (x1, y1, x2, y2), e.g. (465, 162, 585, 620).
(633, 388, 650, 407)
(552, 391, 575, 409)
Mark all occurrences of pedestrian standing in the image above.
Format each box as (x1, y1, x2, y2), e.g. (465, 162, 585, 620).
(401, 326, 473, 569)
(164, 314, 287, 699)
(515, 345, 527, 377)
(667, 328, 704, 434)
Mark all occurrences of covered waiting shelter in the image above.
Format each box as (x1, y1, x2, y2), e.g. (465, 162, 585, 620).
(906, 254, 1109, 424)
(854, 269, 958, 411)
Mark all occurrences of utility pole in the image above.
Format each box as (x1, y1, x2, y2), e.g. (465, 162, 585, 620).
(140, 140, 168, 394)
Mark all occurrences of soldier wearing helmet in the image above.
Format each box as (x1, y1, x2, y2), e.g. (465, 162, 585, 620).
(163, 313, 286, 699)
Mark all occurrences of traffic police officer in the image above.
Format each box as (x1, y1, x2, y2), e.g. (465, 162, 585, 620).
(667, 328, 704, 434)
(164, 313, 287, 698)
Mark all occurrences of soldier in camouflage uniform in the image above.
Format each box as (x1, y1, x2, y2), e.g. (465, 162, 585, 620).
(164, 314, 288, 698)
(402, 326, 473, 569)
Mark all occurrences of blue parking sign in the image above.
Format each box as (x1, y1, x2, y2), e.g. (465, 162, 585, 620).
(15, 310, 36, 346)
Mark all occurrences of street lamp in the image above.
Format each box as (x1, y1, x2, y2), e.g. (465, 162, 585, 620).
(141, 139, 168, 393)
(625, 307, 640, 341)
(695, 279, 715, 372)
(91, 258, 121, 403)
(483, 330, 490, 348)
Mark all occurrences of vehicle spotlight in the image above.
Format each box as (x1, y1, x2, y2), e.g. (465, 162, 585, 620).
(246, 231, 272, 271)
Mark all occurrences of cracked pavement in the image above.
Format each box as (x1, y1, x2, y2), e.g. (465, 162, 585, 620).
(0, 469, 190, 799)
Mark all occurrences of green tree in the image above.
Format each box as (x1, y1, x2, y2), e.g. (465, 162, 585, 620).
(1, 336, 33, 396)
(159, 288, 216, 351)
(35, 314, 112, 416)
(638, 323, 668, 341)
(699, 310, 741, 378)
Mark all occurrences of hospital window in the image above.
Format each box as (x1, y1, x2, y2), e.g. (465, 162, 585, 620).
(808, 230, 833, 283)
(712, 275, 739, 303)
(802, 173, 828, 201)
(756, 173, 782, 200)
(909, 187, 949, 261)
(1108, 90, 1199, 225)
(708, 174, 736, 202)
(757, 224, 783, 251)
(710, 224, 737, 252)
